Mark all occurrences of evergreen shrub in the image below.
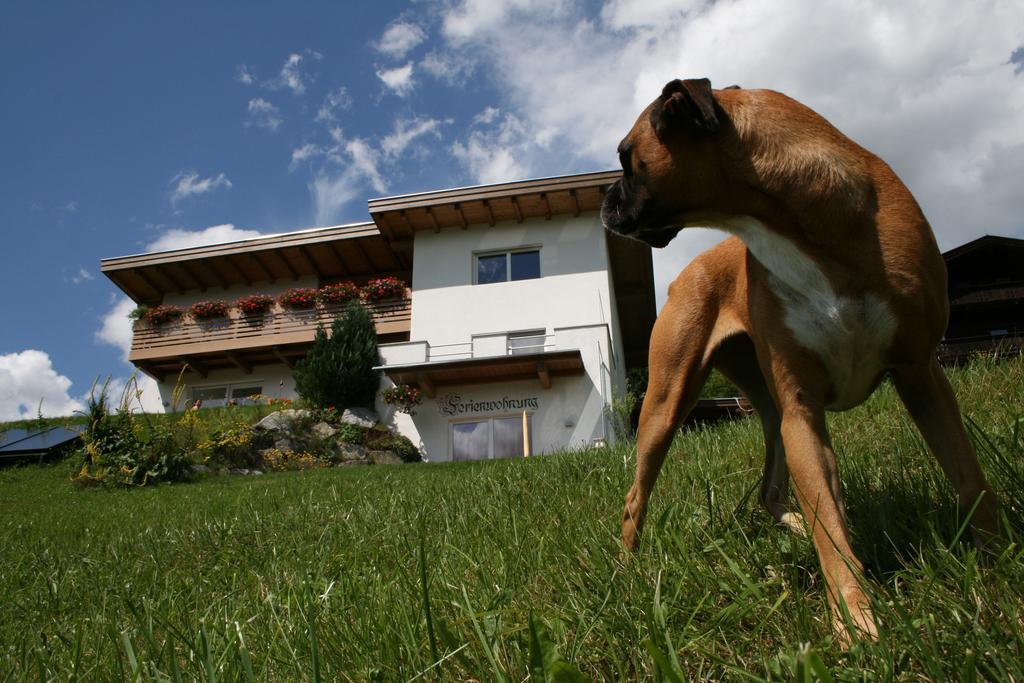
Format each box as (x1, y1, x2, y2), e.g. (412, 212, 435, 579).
(293, 302, 381, 409)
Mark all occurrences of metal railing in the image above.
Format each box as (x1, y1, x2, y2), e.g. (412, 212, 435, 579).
(506, 334, 555, 356)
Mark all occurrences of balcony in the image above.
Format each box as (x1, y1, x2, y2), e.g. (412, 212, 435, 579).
(938, 331, 1024, 364)
(376, 328, 603, 396)
(131, 298, 411, 380)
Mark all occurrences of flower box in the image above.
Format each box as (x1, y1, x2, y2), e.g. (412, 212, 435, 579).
(318, 281, 361, 306)
(278, 287, 319, 310)
(144, 304, 184, 326)
(381, 384, 423, 415)
(362, 277, 406, 302)
(233, 294, 274, 317)
(189, 300, 229, 320)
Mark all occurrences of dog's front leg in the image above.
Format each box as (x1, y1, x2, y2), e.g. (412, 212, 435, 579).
(774, 371, 877, 642)
(622, 283, 718, 550)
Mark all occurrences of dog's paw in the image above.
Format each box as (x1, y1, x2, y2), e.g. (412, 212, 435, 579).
(779, 511, 807, 536)
(832, 588, 879, 649)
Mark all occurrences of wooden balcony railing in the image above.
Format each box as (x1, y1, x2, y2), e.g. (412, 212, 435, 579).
(129, 298, 411, 362)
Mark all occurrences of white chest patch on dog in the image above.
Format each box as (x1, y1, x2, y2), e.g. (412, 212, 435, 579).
(719, 216, 898, 410)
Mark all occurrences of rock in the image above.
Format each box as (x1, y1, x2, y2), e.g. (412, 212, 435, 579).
(229, 468, 251, 476)
(254, 409, 310, 432)
(368, 450, 403, 465)
(312, 422, 337, 439)
(188, 464, 210, 475)
(338, 458, 371, 467)
(274, 437, 298, 452)
(334, 442, 367, 461)
(251, 470, 264, 476)
(341, 407, 378, 429)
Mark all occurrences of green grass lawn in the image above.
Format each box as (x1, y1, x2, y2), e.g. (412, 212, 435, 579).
(1, 357, 1022, 681)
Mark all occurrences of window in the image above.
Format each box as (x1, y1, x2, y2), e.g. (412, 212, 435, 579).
(232, 386, 263, 404)
(452, 415, 533, 460)
(192, 386, 227, 406)
(191, 383, 264, 408)
(475, 249, 540, 284)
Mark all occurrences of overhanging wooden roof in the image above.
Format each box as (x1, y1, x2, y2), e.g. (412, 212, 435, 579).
(101, 222, 410, 305)
(367, 170, 622, 242)
(606, 231, 656, 369)
(379, 349, 586, 396)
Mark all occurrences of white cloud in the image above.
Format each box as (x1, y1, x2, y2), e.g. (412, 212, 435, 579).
(290, 143, 323, 170)
(420, 50, 476, 85)
(247, 97, 283, 131)
(61, 200, 78, 213)
(270, 53, 308, 95)
(145, 223, 262, 253)
(310, 133, 390, 225)
(315, 86, 353, 122)
(435, 0, 1024, 303)
(473, 106, 500, 125)
(237, 64, 256, 85)
(441, 0, 571, 43)
(381, 117, 447, 158)
(376, 62, 416, 96)
(67, 266, 94, 285)
(168, 171, 232, 206)
(344, 138, 387, 194)
(102, 374, 164, 414)
(376, 21, 426, 59)
(0, 350, 85, 420)
(93, 298, 166, 413)
(600, 0, 702, 29)
(96, 297, 138, 363)
(311, 169, 370, 227)
(451, 112, 531, 183)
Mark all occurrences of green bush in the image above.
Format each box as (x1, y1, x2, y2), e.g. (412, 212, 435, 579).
(365, 429, 421, 463)
(293, 302, 381, 410)
(336, 422, 365, 445)
(74, 381, 195, 487)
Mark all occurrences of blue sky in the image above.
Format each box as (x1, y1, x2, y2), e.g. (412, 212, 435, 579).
(2, 0, 1022, 419)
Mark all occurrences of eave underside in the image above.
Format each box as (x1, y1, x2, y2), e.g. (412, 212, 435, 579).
(379, 350, 586, 397)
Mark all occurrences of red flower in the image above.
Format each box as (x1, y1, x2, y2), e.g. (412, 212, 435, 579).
(189, 300, 229, 320)
(278, 287, 319, 310)
(361, 277, 406, 302)
(144, 304, 184, 326)
(381, 384, 422, 414)
(318, 281, 361, 306)
(233, 294, 274, 316)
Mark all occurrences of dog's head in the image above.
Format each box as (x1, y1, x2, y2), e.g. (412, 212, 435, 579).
(601, 78, 724, 248)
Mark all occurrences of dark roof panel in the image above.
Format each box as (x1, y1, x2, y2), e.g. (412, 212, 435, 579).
(0, 426, 82, 457)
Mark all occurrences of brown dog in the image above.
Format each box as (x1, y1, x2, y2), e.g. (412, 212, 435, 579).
(601, 78, 999, 641)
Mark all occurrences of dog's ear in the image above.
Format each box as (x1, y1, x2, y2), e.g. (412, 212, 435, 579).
(650, 78, 720, 139)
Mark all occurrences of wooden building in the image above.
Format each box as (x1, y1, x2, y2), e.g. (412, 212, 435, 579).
(940, 234, 1024, 362)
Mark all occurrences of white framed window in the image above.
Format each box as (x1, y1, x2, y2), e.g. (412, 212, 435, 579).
(475, 248, 541, 285)
(190, 382, 264, 408)
(451, 414, 533, 461)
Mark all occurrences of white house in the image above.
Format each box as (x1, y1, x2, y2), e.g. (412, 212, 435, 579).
(101, 170, 655, 461)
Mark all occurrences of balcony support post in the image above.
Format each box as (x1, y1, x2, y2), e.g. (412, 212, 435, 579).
(537, 361, 551, 389)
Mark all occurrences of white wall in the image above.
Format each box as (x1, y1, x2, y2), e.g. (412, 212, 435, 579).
(160, 275, 320, 309)
(410, 215, 616, 346)
(378, 374, 606, 461)
(377, 324, 615, 460)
